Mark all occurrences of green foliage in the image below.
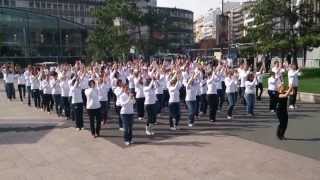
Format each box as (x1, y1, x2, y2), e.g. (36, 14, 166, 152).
(245, 0, 320, 65)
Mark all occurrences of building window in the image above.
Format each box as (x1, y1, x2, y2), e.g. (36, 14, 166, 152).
(35, 1, 40, 8)
(10, 0, 15, 7)
(4, 0, 9, 6)
(41, 2, 45, 8)
(53, 3, 57, 9)
(47, 3, 51, 9)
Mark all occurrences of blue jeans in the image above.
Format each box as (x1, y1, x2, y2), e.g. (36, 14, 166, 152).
(73, 103, 83, 128)
(169, 102, 180, 127)
(186, 101, 197, 124)
(245, 94, 255, 114)
(121, 114, 134, 142)
(227, 93, 236, 116)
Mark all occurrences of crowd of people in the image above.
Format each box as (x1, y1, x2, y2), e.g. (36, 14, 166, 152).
(1, 58, 301, 145)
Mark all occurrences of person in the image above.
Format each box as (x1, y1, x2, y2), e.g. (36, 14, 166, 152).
(24, 66, 32, 106)
(113, 79, 124, 131)
(97, 74, 111, 125)
(143, 77, 157, 135)
(17, 70, 26, 102)
(60, 75, 71, 119)
(276, 84, 293, 140)
(2, 67, 15, 100)
(255, 66, 264, 101)
(30, 70, 41, 108)
(185, 72, 198, 127)
(206, 70, 219, 122)
(119, 84, 135, 146)
(238, 63, 249, 105)
(168, 72, 182, 130)
(225, 70, 238, 119)
(134, 72, 145, 121)
(70, 76, 84, 131)
(268, 72, 280, 112)
(244, 73, 257, 116)
(85, 80, 102, 138)
(50, 72, 62, 116)
(288, 64, 300, 109)
(199, 71, 208, 115)
(41, 74, 52, 113)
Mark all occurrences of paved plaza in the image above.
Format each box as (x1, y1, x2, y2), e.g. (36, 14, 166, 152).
(0, 86, 320, 180)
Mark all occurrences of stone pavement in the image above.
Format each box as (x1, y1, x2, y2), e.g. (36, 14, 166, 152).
(0, 87, 320, 180)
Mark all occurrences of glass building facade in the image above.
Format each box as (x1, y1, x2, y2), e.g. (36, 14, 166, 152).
(0, 7, 88, 64)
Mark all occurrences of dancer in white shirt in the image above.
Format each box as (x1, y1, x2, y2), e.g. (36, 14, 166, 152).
(144, 78, 157, 135)
(244, 73, 257, 116)
(288, 64, 300, 109)
(85, 80, 102, 138)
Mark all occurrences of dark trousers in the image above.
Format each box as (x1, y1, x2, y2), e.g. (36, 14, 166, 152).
(207, 94, 218, 121)
(156, 94, 163, 113)
(32, 89, 41, 108)
(68, 97, 74, 120)
(289, 87, 298, 107)
(121, 114, 134, 142)
(53, 94, 62, 115)
(227, 93, 236, 116)
(18, 84, 26, 101)
(256, 83, 263, 100)
(61, 96, 70, 118)
(145, 104, 156, 126)
(100, 101, 108, 123)
(81, 89, 87, 107)
(115, 105, 123, 128)
(276, 110, 288, 139)
(27, 86, 31, 106)
(268, 90, 278, 111)
(163, 90, 169, 107)
(179, 86, 186, 103)
(42, 94, 51, 112)
(200, 94, 207, 114)
(217, 89, 225, 110)
(169, 102, 180, 127)
(186, 101, 197, 124)
(6, 83, 15, 100)
(136, 98, 145, 118)
(40, 90, 44, 109)
(73, 103, 83, 128)
(87, 108, 101, 136)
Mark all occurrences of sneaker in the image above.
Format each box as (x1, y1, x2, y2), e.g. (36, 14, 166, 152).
(270, 110, 275, 113)
(76, 128, 80, 131)
(210, 119, 216, 122)
(170, 126, 176, 131)
(138, 117, 143, 121)
(130, 141, 134, 144)
(217, 110, 221, 113)
(146, 126, 152, 136)
(289, 105, 294, 109)
(227, 116, 232, 120)
(124, 141, 130, 146)
(188, 123, 193, 127)
(119, 128, 124, 131)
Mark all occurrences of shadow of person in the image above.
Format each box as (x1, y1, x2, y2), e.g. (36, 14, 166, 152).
(286, 138, 320, 142)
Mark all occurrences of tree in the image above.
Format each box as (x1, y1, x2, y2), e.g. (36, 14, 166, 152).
(247, 0, 320, 66)
(88, 0, 143, 61)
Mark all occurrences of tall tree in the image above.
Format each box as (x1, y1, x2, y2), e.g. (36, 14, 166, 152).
(247, 0, 320, 66)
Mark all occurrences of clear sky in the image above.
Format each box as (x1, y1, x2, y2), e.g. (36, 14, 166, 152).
(157, 0, 242, 19)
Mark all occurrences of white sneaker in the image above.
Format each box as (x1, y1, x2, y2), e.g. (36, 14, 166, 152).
(170, 126, 176, 131)
(188, 123, 193, 127)
(130, 141, 134, 144)
(76, 128, 80, 131)
(124, 142, 130, 146)
(146, 126, 152, 136)
(270, 110, 275, 113)
(138, 117, 143, 121)
(227, 116, 232, 120)
(289, 105, 294, 109)
(119, 128, 124, 131)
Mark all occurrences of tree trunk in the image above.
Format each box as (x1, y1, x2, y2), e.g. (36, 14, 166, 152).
(303, 46, 307, 67)
(292, 47, 298, 66)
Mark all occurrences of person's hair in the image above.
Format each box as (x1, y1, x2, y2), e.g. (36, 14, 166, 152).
(278, 84, 288, 94)
(270, 72, 275, 77)
(88, 80, 95, 88)
(144, 78, 152, 86)
(247, 73, 254, 82)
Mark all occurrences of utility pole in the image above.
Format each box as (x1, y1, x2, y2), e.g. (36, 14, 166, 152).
(220, 0, 224, 60)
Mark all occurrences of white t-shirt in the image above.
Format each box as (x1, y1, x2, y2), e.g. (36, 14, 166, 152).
(85, 88, 101, 109)
(168, 81, 182, 103)
(225, 77, 238, 93)
(288, 69, 300, 87)
(144, 82, 157, 105)
(119, 93, 135, 114)
(245, 80, 257, 94)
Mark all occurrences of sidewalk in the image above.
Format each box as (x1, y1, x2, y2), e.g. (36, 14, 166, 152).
(0, 89, 320, 179)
